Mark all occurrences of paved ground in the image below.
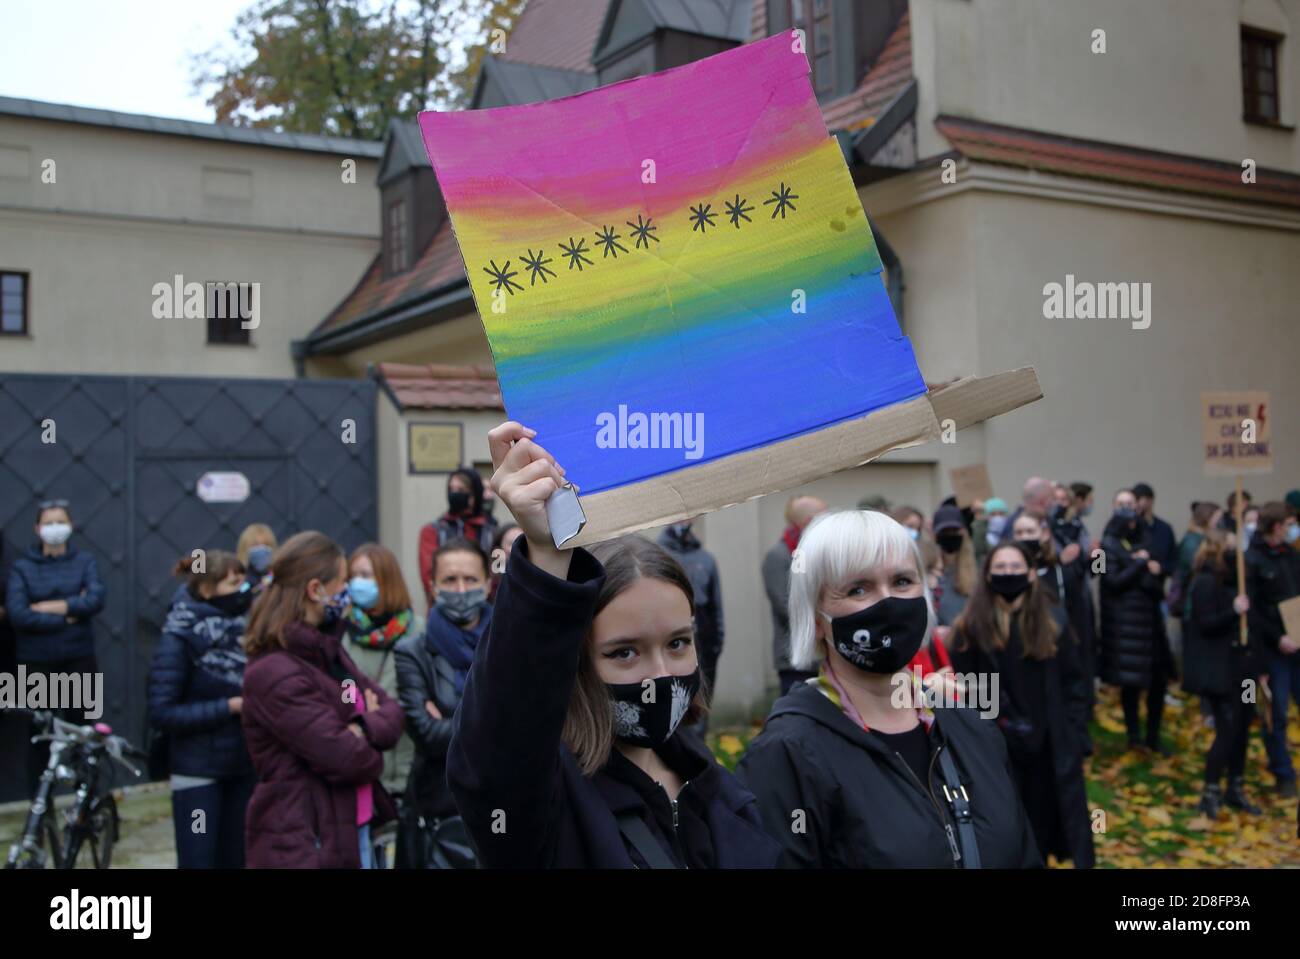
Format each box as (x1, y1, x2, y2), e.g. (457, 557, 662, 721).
(1, 780, 176, 869)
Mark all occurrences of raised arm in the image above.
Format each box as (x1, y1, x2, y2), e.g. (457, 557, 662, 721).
(445, 421, 600, 868)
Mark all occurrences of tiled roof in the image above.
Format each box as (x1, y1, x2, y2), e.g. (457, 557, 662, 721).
(936, 116, 1300, 210)
(480, 57, 599, 105)
(595, 0, 751, 58)
(376, 363, 504, 410)
(316, 219, 467, 334)
(821, 10, 912, 132)
(498, 0, 606, 71)
(748, 6, 912, 134)
(0, 95, 384, 157)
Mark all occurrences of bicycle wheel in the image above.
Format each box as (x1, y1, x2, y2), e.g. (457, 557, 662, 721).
(62, 794, 117, 870)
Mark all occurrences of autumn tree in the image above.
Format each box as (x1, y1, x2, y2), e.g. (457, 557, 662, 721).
(194, 0, 526, 140)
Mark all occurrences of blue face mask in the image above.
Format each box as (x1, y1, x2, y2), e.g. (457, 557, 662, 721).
(1115, 507, 1137, 522)
(348, 576, 380, 609)
(1080, 504, 1092, 518)
(907, 528, 920, 541)
(248, 544, 273, 574)
(1287, 524, 1300, 545)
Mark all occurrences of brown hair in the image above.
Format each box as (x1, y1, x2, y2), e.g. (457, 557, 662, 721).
(348, 543, 412, 617)
(1012, 510, 1058, 566)
(236, 523, 277, 565)
(244, 531, 344, 656)
(562, 536, 708, 776)
(1259, 501, 1290, 537)
(172, 550, 244, 597)
(433, 537, 490, 581)
(1192, 527, 1231, 582)
(953, 542, 1059, 661)
(1189, 501, 1219, 532)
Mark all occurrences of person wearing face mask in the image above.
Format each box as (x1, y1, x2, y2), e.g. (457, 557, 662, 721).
(1013, 512, 1096, 726)
(344, 543, 422, 797)
(445, 422, 780, 869)
(738, 509, 1040, 868)
(393, 538, 489, 868)
(7, 500, 107, 792)
(236, 523, 278, 595)
(1173, 503, 1223, 620)
(241, 531, 405, 868)
(1099, 489, 1171, 753)
(1183, 529, 1261, 816)
(657, 517, 725, 716)
(892, 505, 928, 543)
(932, 504, 975, 627)
(1245, 502, 1300, 798)
(147, 551, 256, 867)
(950, 543, 1094, 867)
(417, 467, 499, 605)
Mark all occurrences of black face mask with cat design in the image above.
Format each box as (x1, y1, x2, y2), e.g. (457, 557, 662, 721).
(825, 596, 929, 674)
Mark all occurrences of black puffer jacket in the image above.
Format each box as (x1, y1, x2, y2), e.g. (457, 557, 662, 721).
(1245, 534, 1300, 654)
(1183, 569, 1260, 698)
(147, 585, 252, 779)
(1099, 520, 1167, 687)
(736, 682, 1041, 868)
(393, 632, 460, 821)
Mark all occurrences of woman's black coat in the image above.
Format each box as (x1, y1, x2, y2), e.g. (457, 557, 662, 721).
(393, 632, 461, 820)
(1182, 570, 1260, 698)
(1099, 522, 1168, 688)
(446, 541, 780, 869)
(950, 607, 1094, 867)
(736, 681, 1042, 868)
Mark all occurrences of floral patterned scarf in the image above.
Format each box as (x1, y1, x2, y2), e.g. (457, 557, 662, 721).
(345, 606, 412, 651)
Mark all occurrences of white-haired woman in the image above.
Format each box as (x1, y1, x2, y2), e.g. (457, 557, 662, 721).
(737, 509, 1041, 868)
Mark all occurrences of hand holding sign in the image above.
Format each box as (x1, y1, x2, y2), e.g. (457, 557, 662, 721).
(487, 422, 572, 579)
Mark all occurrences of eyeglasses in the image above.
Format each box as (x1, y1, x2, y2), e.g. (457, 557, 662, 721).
(38, 499, 70, 510)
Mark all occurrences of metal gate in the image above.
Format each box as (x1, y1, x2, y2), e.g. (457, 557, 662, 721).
(0, 373, 377, 801)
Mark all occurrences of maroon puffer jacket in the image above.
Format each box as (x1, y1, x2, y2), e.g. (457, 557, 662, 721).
(242, 620, 404, 868)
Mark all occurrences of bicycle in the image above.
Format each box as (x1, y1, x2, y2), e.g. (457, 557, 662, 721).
(5, 709, 147, 869)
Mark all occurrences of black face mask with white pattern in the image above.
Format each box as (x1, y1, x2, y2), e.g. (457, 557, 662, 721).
(606, 669, 702, 747)
(825, 596, 929, 674)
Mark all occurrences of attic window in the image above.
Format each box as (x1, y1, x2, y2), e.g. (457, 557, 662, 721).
(790, 0, 833, 94)
(1242, 27, 1281, 123)
(387, 198, 410, 273)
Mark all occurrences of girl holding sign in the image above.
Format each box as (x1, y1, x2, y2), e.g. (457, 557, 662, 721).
(445, 422, 780, 868)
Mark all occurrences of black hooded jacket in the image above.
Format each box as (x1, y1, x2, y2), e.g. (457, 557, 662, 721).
(736, 681, 1042, 868)
(1099, 516, 1168, 687)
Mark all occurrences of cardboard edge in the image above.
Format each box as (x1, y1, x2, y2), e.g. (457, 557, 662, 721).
(928, 367, 1043, 430)
(568, 394, 940, 547)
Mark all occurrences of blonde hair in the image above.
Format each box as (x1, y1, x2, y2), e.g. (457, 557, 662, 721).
(788, 510, 936, 671)
(236, 523, 278, 565)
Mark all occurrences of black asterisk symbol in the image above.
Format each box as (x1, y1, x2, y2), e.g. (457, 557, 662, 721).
(689, 202, 717, 233)
(482, 258, 523, 295)
(763, 181, 799, 219)
(724, 194, 754, 228)
(520, 248, 555, 286)
(594, 225, 628, 258)
(626, 214, 660, 249)
(559, 237, 593, 271)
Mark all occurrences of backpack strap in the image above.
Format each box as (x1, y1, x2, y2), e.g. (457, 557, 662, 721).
(937, 746, 982, 869)
(614, 811, 679, 870)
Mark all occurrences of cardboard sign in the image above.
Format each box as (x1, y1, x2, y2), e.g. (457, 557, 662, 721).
(196, 471, 249, 503)
(420, 34, 1041, 544)
(1282, 596, 1300, 647)
(1202, 391, 1272, 476)
(950, 464, 994, 509)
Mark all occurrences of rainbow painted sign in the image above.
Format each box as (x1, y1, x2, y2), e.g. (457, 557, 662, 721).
(420, 32, 926, 496)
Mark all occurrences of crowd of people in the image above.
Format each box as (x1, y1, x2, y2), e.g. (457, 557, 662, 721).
(2, 446, 1299, 869)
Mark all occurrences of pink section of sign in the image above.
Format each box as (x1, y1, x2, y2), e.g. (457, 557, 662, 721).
(419, 33, 825, 220)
